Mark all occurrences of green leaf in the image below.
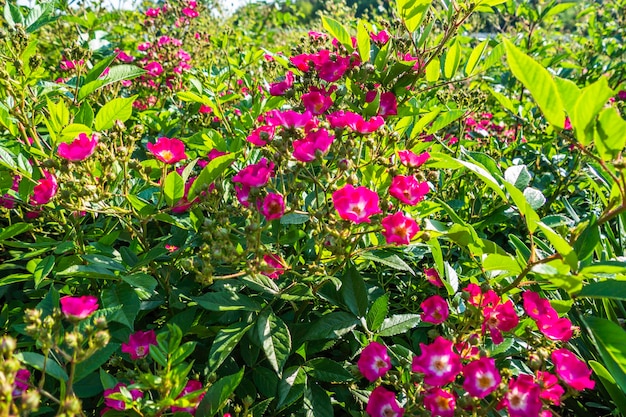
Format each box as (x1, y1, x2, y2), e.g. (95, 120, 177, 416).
(523, 187, 546, 210)
(554, 77, 580, 115)
(378, 314, 421, 336)
(188, 153, 236, 201)
(504, 165, 531, 190)
(535, 222, 578, 270)
(358, 251, 415, 275)
(482, 254, 521, 275)
(122, 274, 158, 292)
(425, 58, 440, 83)
(196, 368, 244, 417)
(33, 255, 55, 288)
(258, 310, 291, 376)
(94, 96, 136, 131)
(595, 107, 626, 161)
(164, 171, 184, 207)
(465, 40, 489, 76)
(303, 382, 333, 417)
(17, 352, 68, 381)
(502, 181, 539, 233)
(47, 98, 70, 137)
(0, 222, 32, 242)
(101, 284, 140, 330)
(277, 366, 306, 409)
(305, 312, 359, 340)
(503, 39, 565, 128)
(572, 77, 615, 146)
(396, 0, 432, 32)
(585, 316, 626, 394)
(24, 3, 57, 33)
(193, 292, 262, 311)
(4, 2, 23, 27)
(74, 343, 120, 383)
(208, 321, 252, 372)
(340, 264, 368, 317)
(75, 102, 95, 127)
(443, 39, 461, 79)
(427, 109, 466, 134)
(589, 360, 626, 416)
(79, 66, 146, 101)
(321, 16, 353, 52)
(356, 20, 371, 63)
(366, 294, 388, 332)
(579, 281, 626, 300)
(60, 123, 92, 142)
(304, 358, 352, 382)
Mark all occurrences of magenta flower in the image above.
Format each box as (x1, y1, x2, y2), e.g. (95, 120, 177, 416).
(537, 316, 573, 342)
(235, 184, 251, 207)
(261, 254, 286, 279)
(551, 348, 595, 391)
(522, 291, 557, 321)
(145, 61, 163, 77)
(182, 7, 199, 18)
(313, 51, 351, 82)
(504, 374, 542, 417)
(269, 71, 294, 96)
(381, 212, 420, 245)
(424, 388, 455, 417)
(57, 133, 98, 161)
(260, 192, 285, 221)
(31, 170, 58, 206)
(378, 92, 398, 117)
(462, 357, 501, 398)
(370, 30, 390, 46)
(0, 175, 21, 209)
(290, 53, 314, 71)
(232, 158, 275, 188)
(357, 341, 391, 382)
(332, 184, 382, 224)
(13, 369, 30, 396)
(265, 109, 314, 129)
(60, 295, 98, 320)
(365, 386, 404, 417)
(424, 268, 444, 288)
(398, 150, 430, 168)
(389, 175, 429, 205)
(145, 7, 160, 17)
(247, 126, 275, 147)
(292, 128, 335, 162)
(523, 291, 572, 341)
(104, 383, 143, 411)
(147, 137, 187, 164)
(420, 295, 449, 325)
(536, 371, 564, 406)
(412, 336, 462, 387)
(327, 110, 384, 134)
(482, 300, 519, 345)
(302, 91, 333, 115)
(172, 177, 200, 214)
(171, 380, 205, 415)
(121, 330, 157, 360)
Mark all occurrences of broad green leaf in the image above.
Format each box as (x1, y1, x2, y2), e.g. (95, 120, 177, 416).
(482, 253, 521, 275)
(82, 55, 117, 86)
(504, 165, 531, 189)
(595, 107, 626, 161)
(60, 123, 92, 142)
(94, 96, 136, 131)
(431, 153, 506, 200)
(572, 77, 614, 145)
(397, 0, 432, 33)
(196, 368, 244, 417)
(188, 153, 236, 201)
(0, 105, 18, 136)
(523, 187, 546, 210)
(340, 264, 368, 317)
(425, 58, 440, 83)
(489, 88, 516, 113)
(257, 310, 291, 376)
(554, 77, 580, 115)
(589, 361, 626, 416)
(304, 312, 359, 340)
(303, 382, 332, 417)
(47, 98, 70, 136)
(443, 40, 461, 79)
(579, 281, 626, 300)
(79, 66, 145, 101)
(503, 181, 539, 233)
(503, 39, 565, 128)
(17, 352, 68, 381)
(465, 40, 489, 76)
(580, 261, 626, 275)
(208, 321, 252, 372)
(543, 2, 576, 18)
(535, 222, 578, 270)
(304, 358, 352, 382)
(585, 316, 626, 395)
(277, 366, 306, 409)
(378, 314, 421, 336)
(163, 171, 184, 207)
(321, 16, 353, 52)
(74, 343, 120, 383)
(101, 284, 140, 330)
(193, 292, 262, 311)
(4, 2, 23, 27)
(75, 102, 95, 127)
(356, 20, 371, 63)
(411, 109, 441, 137)
(366, 294, 388, 332)
(122, 273, 158, 292)
(33, 255, 55, 288)
(427, 109, 465, 134)
(0, 222, 32, 242)
(358, 251, 414, 275)
(24, 3, 57, 33)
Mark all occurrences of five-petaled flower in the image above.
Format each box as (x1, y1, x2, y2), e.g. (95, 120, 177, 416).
(332, 184, 382, 224)
(147, 137, 187, 164)
(57, 133, 99, 161)
(60, 295, 99, 320)
(357, 341, 391, 382)
(122, 330, 157, 360)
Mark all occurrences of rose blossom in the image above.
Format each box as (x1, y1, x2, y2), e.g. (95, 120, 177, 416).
(262, 254, 286, 279)
(171, 380, 205, 415)
(232, 158, 275, 188)
(424, 388, 455, 417)
(57, 133, 98, 161)
(412, 336, 461, 386)
(121, 330, 157, 360)
(420, 295, 449, 325)
(365, 386, 404, 417)
(381, 211, 420, 245)
(332, 184, 382, 224)
(60, 295, 98, 319)
(551, 348, 595, 391)
(260, 192, 285, 221)
(389, 175, 429, 205)
(31, 170, 58, 205)
(462, 357, 501, 398)
(147, 137, 187, 164)
(357, 341, 391, 382)
(104, 383, 143, 411)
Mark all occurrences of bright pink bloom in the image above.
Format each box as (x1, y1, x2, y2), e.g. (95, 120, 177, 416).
(269, 71, 294, 96)
(147, 137, 187, 164)
(357, 341, 391, 382)
(523, 291, 572, 341)
(424, 268, 444, 288)
(13, 369, 30, 395)
(332, 184, 382, 224)
(424, 388, 455, 417)
(262, 254, 286, 279)
(302, 91, 333, 114)
(292, 128, 334, 162)
(232, 158, 275, 188)
(199, 104, 212, 114)
(122, 330, 157, 360)
(522, 291, 557, 321)
(235, 184, 251, 206)
(536, 371, 564, 406)
(564, 117, 572, 130)
(137, 42, 151, 51)
(551, 348, 595, 391)
(389, 175, 429, 205)
(145, 61, 163, 77)
(463, 357, 501, 398)
(314, 52, 351, 82)
(537, 316, 573, 342)
(420, 295, 449, 324)
(171, 380, 205, 415)
(1, 176, 21, 209)
(57, 133, 98, 161)
(247, 126, 275, 146)
(260, 192, 285, 220)
(328, 110, 384, 134)
(398, 150, 430, 168)
(365, 386, 404, 417)
(290, 54, 314, 71)
(60, 295, 98, 319)
(483, 300, 519, 344)
(402, 53, 423, 71)
(379, 92, 398, 117)
(145, 7, 160, 17)
(308, 31, 326, 40)
(381, 212, 419, 245)
(104, 383, 144, 411)
(370, 30, 390, 46)
(116, 50, 135, 62)
(412, 336, 461, 387)
(182, 7, 199, 18)
(31, 171, 58, 205)
(504, 374, 542, 417)
(265, 109, 314, 129)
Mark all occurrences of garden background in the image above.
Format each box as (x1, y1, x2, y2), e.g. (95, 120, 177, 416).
(0, 0, 625, 416)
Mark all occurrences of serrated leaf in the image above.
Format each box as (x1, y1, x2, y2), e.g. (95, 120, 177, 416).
(378, 314, 421, 336)
(304, 358, 352, 382)
(340, 264, 368, 317)
(208, 321, 251, 372)
(188, 153, 235, 201)
(303, 382, 332, 417)
(196, 368, 244, 417)
(358, 251, 415, 275)
(79, 66, 145, 101)
(60, 123, 92, 142)
(164, 171, 184, 207)
(277, 366, 306, 409)
(101, 284, 140, 330)
(17, 352, 68, 381)
(0, 222, 32, 242)
(94, 96, 136, 131)
(258, 310, 291, 376)
(321, 16, 353, 52)
(523, 187, 546, 210)
(305, 312, 359, 340)
(366, 294, 389, 332)
(74, 343, 120, 383)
